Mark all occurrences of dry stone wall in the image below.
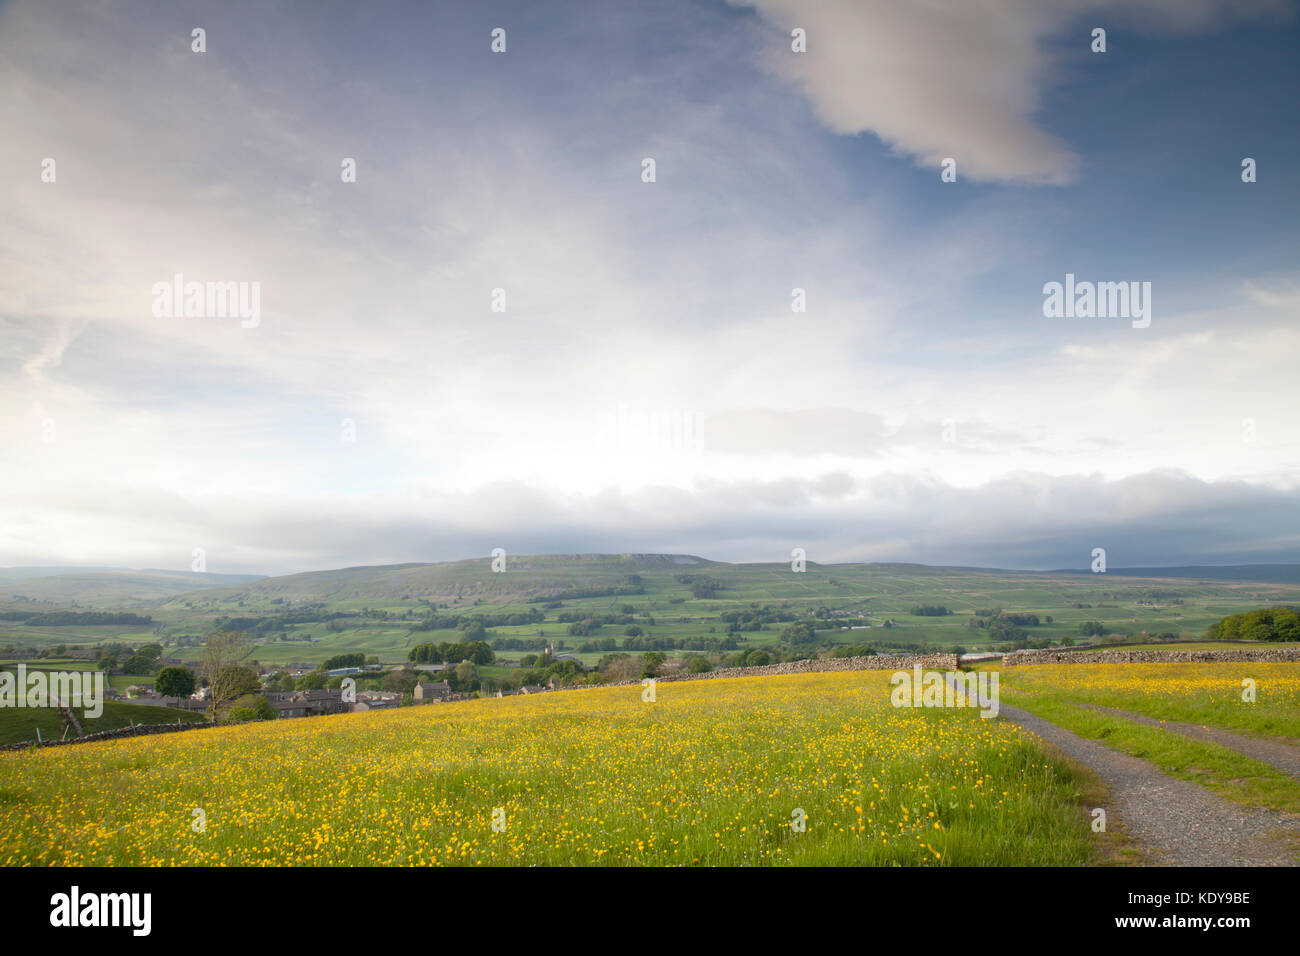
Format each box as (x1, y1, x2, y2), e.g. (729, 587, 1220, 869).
(657, 653, 960, 682)
(581, 653, 961, 690)
(0, 717, 229, 752)
(1002, 647, 1300, 666)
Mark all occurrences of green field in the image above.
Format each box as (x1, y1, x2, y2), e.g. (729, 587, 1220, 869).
(1074, 641, 1267, 653)
(0, 699, 204, 747)
(1, 661, 152, 692)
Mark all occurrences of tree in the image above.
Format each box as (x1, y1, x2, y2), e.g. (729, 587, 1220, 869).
(120, 653, 159, 676)
(263, 671, 295, 693)
(198, 628, 251, 722)
(383, 668, 419, 694)
(295, 670, 328, 691)
(219, 665, 261, 698)
(640, 652, 666, 677)
(1208, 607, 1300, 643)
(601, 654, 643, 682)
(409, 639, 494, 666)
(321, 653, 365, 671)
(464, 641, 494, 666)
(454, 660, 478, 691)
(543, 659, 584, 685)
(225, 694, 275, 723)
(779, 622, 817, 644)
(155, 666, 197, 698)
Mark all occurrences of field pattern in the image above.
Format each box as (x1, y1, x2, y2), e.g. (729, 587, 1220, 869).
(7, 556, 1300, 672)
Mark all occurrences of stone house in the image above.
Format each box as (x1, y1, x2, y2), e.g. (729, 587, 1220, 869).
(413, 680, 451, 703)
(265, 688, 347, 719)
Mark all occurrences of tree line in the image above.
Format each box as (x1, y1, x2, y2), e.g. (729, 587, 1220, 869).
(1208, 607, 1300, 642)
(408, 640, 495, 665)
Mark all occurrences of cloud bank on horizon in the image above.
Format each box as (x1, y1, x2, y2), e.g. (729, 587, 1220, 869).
(0, 0, 1297, 574)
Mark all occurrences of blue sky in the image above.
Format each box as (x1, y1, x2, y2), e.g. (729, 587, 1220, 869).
(1, 0, 1297, 573)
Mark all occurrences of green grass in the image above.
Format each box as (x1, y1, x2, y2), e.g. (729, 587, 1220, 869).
(997, 662, 1300, 739)
(2, 663, 151, 694)
(0, 699, 204, 747)
(1000, 688, 1300, 814)
(1074, 640, 1269, 652)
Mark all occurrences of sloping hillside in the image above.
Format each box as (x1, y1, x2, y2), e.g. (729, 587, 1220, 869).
(2, 569, 265, 607)
(161, 554, 715, 609)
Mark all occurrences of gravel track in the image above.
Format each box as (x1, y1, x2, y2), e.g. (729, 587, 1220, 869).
(1079, 705, 1300, 780)
(998, 703, 1300, 866)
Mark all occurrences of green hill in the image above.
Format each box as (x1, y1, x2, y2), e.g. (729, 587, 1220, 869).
(1, 569, 265, 607)
(160, 553, 717, 609)
(0, 698, 205, 747)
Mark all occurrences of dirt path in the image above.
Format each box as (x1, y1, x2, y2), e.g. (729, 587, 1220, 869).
(999, 703, 1300, 866)
(1079, 704, 1300, 780)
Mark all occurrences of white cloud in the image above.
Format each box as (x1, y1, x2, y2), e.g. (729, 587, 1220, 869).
(732, 0, 1290, 184)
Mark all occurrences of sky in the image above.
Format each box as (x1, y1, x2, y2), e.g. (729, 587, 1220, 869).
(1, 0, 1298, 575)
